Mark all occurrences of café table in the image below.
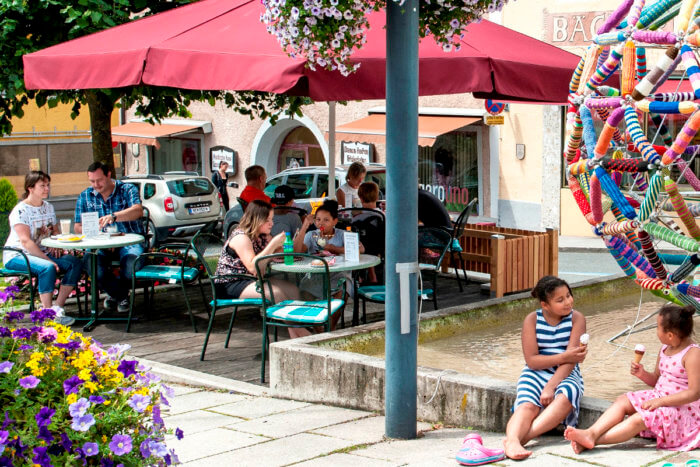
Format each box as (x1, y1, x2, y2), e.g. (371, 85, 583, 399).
(42, 233, 144, 331)
(270, 253, 381, 326)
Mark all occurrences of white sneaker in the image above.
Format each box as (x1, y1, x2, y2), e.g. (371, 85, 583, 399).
(51, 305, 75, 326)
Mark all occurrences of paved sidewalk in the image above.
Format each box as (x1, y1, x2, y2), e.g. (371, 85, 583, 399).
(154, 359, 698, 467)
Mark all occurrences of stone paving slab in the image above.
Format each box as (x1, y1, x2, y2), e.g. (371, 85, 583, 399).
(210, 395, 312, 419)
(167, 384, 202, 397)
(295, 452, 394, 466)
(162, 409, 242, 436)
(351, 427, 464, 464)
(168, 427, 270, 464)
(166, 389, 248, 415)
(538, 435, 674, 466)
(182, 432, 357, 466)
(310, 415, 433, 445)
(226, 404, 373, 438)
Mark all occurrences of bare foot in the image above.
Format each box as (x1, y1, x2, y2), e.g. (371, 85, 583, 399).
(563, 426, 594, 452)
(503, 438, 532, 460)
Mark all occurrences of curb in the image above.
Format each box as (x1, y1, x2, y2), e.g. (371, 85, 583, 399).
(134, 356, 270, 397)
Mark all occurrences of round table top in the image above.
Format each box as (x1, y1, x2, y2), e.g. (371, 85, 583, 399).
(41, 233, 144, 250)
(270, 254, 380, 273)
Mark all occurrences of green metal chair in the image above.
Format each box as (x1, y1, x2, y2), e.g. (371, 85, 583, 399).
(448, 198, 478, 292)
(1, 247, 37, 312)
(417, 226, 453, 310)
(256, 253, 345, 383)
(191, 232, 269, 361)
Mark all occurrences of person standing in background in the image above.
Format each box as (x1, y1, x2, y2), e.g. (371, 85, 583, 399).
(212, 161, 230, 211)
(336, 162, 366, 208)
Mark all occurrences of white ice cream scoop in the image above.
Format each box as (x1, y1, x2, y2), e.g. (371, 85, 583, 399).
(579, 333, 589, 346)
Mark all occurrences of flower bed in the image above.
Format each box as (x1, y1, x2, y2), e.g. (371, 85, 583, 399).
(0, 286, 182, 465)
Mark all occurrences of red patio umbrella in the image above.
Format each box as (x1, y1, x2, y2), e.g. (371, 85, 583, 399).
(23, 0, 579, 103)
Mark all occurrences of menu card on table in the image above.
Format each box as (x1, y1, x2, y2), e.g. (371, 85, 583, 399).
(344, 230, 360, 263)
(81, 212, 100, 238)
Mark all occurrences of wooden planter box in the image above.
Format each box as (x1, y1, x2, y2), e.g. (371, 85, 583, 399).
(444, 225, 558, 298)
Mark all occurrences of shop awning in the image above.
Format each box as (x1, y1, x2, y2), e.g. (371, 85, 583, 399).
(333, 114, 481, 147)
(111, 120, 211, 149)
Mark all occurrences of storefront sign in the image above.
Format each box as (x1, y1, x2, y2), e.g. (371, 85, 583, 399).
(341, 141, 374, 164)
(484, 115, 504, 126)
(210, 146, 237, 174)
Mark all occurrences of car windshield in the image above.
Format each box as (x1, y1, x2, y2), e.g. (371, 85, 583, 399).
(166, 178, 213, 197)
(365, 170, 386, 198)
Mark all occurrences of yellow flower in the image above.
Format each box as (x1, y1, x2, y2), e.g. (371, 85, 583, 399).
(84, 381, 98, 393)
(102, 435, 108, 443)
(78, 368, 92, 381)
(103, 400, 111, 406)
(66, 393, 78, 404)
(71, 350, 95, 370)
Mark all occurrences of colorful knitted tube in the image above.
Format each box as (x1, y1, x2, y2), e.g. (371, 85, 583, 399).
(691, 203, 700, 216)
(680, 45, 700, 99)
(661, 110, 700, 165)
(632, 46, 679, 101)
(687, 30, 700, 46)
(590, 173, 604, 224)
(649, 92, 696, 102)
(596, 107, 624, 143)
(637, 0, 683, 29)
(625, 0, 646, 27)
(569, 55, 586, 94)
(674, 282, 700, 299)
(579, 171, 591, 198)
(622, 40, 636, 96)
(586, 44, 623, 92)
(598, 220, 640, 235)
(601, 158, 650, 173)
(594, 31, 627, 45)
(635, 278, 666, 290)
(633, 172, 649, 191)
(631, 30, 678, 44)
(643, 222, 700, 252)
(639, 172, 663, 221)
(664, 177, 700, 239)
(565, 114, 583, 163)
(636, 47, 648, 79)
(677, 0, 697, 32)
(668, 254, 700, 283)
(580, 45, 604, 93)
(580, 106, 598, 157)
(609, 235, 657, 277)
(676, 158, 700, 190)
(612, 205, 642, 249)
(636, 100, 699, 114)
(595, 166, 637, 219)
(605, 237, 637, 276)
(568, 160, 590, 176)
(638, 229, 669, 279)
(568, 175, 594, 223)
(599, 0, 634, 33)
(625, 107, 662, 164)
(669, 286, 700, 309)
(653, 287, 686, 306)
(596, 47, 610, 71)
(598, 86, 621, 97)
(650, 113, 673, 146)
(584, 97, 623, 109)
(650, 52, 683, 96)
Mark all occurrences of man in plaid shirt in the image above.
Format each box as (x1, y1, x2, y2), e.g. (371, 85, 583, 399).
(74, 162, 144, 313)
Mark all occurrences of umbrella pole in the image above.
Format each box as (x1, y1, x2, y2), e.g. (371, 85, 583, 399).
(384, 0, 418, 440)
(328, 101, 337, 198)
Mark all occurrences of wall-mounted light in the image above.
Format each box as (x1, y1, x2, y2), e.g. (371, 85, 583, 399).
(516, 143, 526, 160)
(132, 143, 140, 157)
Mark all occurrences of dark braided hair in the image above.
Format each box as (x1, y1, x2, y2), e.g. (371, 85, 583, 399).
(531, 275, 572, 304)
(658, 303, 695, 339)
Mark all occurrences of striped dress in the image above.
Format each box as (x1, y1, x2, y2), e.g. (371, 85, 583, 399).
(513, 308, 584, 427)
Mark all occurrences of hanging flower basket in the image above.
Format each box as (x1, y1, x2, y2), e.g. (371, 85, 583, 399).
(261, 0, 509, 75)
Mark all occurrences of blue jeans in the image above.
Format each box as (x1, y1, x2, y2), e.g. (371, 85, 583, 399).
(88, 244, 144, 301)
(5, 253, 84, 294)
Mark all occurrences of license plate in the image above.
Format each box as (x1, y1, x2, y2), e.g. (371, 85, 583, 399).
(188, 206, 210, 214)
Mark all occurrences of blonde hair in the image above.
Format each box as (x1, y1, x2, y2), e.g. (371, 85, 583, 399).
(345, 162, 366, 181)
(358, 181, 379, 203)
(237, 200, 272, 240)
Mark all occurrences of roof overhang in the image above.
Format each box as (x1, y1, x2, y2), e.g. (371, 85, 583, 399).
(111, 119, 212, 149)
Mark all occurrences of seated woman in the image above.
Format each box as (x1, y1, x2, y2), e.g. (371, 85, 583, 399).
(2, 171, 80, 325)
(214, 199, 299, 327)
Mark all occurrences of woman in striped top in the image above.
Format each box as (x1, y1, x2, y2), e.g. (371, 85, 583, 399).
(504, 276, 588, 460)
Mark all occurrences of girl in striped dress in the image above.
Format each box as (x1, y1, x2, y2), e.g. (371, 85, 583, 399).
(504, 276, 588, 460)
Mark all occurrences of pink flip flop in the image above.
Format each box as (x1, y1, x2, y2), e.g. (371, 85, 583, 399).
(455, 433, 506, 466)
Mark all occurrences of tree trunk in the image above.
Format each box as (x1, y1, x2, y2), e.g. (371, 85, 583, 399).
(86, 90, 117, 173)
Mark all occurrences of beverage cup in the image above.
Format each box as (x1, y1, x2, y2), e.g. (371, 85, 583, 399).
(60, 219, 72, 235)
(105, 223, 118, 234)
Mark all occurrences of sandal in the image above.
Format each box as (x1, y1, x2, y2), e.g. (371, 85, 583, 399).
(456, 433, 506, 466)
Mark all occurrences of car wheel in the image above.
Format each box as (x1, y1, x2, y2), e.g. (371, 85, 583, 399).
(147, 220, 159, 249)
(226, 222, 239, 240)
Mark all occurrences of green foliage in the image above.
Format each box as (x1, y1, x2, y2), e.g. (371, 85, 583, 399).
(0, 178, 19, 213)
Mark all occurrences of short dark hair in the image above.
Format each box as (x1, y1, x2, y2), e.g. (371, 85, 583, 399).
(531, 275, 572, 304)
(358, 181, 379, 203)
(87, 161, 111, 177)
(23, 171, 51, 199)
(316, 199, 339, 219)
(244, 165, 265, 182)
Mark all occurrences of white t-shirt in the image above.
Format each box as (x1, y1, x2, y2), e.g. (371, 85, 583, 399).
(338, 183, 361, 208)
(3, 201, 56, 264)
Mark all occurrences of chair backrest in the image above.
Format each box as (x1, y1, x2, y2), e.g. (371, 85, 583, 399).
(341, 209, 386, 257)
(236, 197, 249, 212)
(188, 231, 223, 278)
(140, 206, 153, 248)
(452, 198, 478, 242)
(418, 226, 452, 269)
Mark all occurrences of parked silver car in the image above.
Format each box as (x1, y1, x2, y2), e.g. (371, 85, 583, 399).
(222, 164, 386, 239)
(122, 172, 224, 247)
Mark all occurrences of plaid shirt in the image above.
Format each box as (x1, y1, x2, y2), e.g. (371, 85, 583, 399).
(74, 180, 143, 234)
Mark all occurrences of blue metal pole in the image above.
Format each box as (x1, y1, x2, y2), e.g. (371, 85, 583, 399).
(384, 0, 418, 439)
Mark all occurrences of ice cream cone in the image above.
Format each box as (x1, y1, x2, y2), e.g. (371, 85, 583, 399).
(579, 333, 589, 349)
(633, 344, 645, 364)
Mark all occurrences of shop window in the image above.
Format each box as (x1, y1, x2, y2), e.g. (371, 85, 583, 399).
(418, 131, 479, 213)
(277, 126, 324, 171)
(152, 138, 202, 174)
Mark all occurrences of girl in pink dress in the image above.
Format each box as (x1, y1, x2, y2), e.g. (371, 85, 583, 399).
(565, 303, 700, 453)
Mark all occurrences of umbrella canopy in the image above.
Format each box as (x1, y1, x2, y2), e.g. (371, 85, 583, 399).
(24, 0, 578, 103)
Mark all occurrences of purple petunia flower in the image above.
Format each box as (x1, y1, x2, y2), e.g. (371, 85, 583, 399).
(127, 394, 150, 413)
(30, 309, 56, 324)
(89, 395, 105, 404)
(82, 442, 99, 457)
(0, 327, 9, 338)
(100, 458, 114, 467)
(152, 405, 163, 426)
(107, 344, 130, 359)
(37, 426, 53, 443)
(139, 440, 151, 458)
(11, 328, 31, 340)
(4, 311, 24, 323)
(19, 376, 40, 389)
(32, 446, 50, 467)
(175, 428, 184, 440)
(148, 441, 168, 458)
(35, 407, 55, 428)
(109, 434, 132, 456)
(0, 362, 13, 374)
(0, 431, 7, 444)
(18, 345, 32, 351)
(36, 327, 57, 343)
(71, 414, 95, 432)
(69, 398, 90, 418)
(54, 341, 81, 351)
(117, 360, 138, 378)
(60, 433, 72, 451)
(63, 375, 83, 395)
